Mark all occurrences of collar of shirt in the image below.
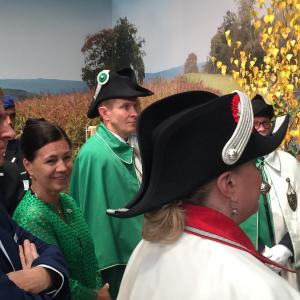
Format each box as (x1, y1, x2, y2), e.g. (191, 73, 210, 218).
(183, 203, 295, 272)
(184, 203, 254, 250)
(110, 131, 130, 144)
(263, 150, 281, 172)
(96, 124, 133, 164)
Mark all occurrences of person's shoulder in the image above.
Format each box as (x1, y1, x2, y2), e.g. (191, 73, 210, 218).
(14, 192, 49, 221)
(76, 137, 112, 163)
(126, 237, 297, 300)
(77, 134, 103, 154)
(190, 238, 296, 296)
(276, 149, 299, 165)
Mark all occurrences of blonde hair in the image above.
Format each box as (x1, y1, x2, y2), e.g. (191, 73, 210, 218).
(142, 182, 213, 243)
(142, 201, 186, 244)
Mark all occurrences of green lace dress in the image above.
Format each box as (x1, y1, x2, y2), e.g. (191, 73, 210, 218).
(13, 190, 103, 300)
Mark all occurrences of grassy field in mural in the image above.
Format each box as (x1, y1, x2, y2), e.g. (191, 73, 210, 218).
(184, 73, 240, 94)
(15, 75, 221, 151)
(14, 73, 300, 158)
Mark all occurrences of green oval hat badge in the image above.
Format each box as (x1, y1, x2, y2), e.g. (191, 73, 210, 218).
(93, 70, 110, 101)
(97, 70, 110, 85)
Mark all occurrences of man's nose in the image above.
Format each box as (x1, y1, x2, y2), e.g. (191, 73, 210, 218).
(1, 116, 16, 139)
(256, 124, 266, 133)
(130, 106, 138, 116)
(7, 115, 13, 127)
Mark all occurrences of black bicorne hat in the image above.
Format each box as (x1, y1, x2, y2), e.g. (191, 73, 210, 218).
(107, 91, 289, 218)
(87, 68, 153, 118)
(251, 94, 274, 119)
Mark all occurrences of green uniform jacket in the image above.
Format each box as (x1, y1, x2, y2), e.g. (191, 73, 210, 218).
(13, 190, 102, 300)
(70, 123, 142, 272)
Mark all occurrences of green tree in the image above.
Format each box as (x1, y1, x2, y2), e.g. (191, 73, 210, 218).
(184, 53, 199, 73)
(212, 0, 300, 151)
(205, 11, 238, 72)
(81, 17, 146, 86)
(205, 0, 263, 73)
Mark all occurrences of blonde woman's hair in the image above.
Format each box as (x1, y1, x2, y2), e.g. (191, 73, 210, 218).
(142, 201, 185, 244)
(142, 182, 213, 243)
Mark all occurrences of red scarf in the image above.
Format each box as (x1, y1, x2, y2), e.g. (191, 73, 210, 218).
(183, 203, 295, 273)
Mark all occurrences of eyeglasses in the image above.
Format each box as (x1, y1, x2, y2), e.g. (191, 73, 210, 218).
(253, 120, 272, 129)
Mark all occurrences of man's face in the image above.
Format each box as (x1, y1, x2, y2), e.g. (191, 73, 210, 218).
(99, 98, 140, 139)
(253, 116, 273, 136)
(0, 107, 16, 166)
(5, 107, 16, 129)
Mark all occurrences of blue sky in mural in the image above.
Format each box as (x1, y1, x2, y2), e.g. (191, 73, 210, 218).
(0, 0, 236, 80)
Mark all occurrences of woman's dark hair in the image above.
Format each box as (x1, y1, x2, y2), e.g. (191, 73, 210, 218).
(20, 118, 72, 161)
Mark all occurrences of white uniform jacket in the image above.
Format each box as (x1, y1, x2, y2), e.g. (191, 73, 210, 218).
(117, 204, 300, 300)
(264, 150, 300, 268)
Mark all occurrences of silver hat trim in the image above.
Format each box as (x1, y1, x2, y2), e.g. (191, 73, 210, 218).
(222, 90, 253, 165)
(106, 208, 129, 215)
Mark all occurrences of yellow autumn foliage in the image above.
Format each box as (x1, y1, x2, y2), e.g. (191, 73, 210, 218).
(211, 0, 300, 153)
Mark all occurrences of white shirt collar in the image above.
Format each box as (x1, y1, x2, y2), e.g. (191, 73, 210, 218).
(110, 130, 129, 144)
(264, 150, 281, 172)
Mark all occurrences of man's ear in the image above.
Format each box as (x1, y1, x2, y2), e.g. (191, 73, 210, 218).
(98, 105, 109, 121)
(216, 171, 236, 198)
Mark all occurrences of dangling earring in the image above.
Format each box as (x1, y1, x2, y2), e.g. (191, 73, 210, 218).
(232, 208, 238, 216)
(231, 200, 238, 217)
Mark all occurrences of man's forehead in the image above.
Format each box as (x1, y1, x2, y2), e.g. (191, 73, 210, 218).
(113, 97, 138, 103)
(254, 115, 270, 120)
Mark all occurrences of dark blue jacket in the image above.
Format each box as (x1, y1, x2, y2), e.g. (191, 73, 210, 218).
(0, 202, 70, 299)
(0, 162, 24, 216)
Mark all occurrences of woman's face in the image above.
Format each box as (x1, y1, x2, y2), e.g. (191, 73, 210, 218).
(26, 139, 72, 196)
(233, 161, 262, 224)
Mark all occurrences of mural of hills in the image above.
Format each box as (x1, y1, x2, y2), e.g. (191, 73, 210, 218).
(2, 88, 36, 100)
(0, 79, 88, 95)
(145, 62, 206, 81)
(0, 62, 206, 97)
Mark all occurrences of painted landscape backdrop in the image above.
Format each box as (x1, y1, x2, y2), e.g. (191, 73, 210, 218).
(2, 0, 300, 158)
(11, 72, 239, 152)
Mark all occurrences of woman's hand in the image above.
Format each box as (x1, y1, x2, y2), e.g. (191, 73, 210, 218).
(96, 283, 112, 300)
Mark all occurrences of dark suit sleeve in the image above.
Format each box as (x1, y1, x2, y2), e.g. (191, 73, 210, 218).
(0, 275, 53, 300)
(0, 211, 70, 299)
(279, 232, 294, 262)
